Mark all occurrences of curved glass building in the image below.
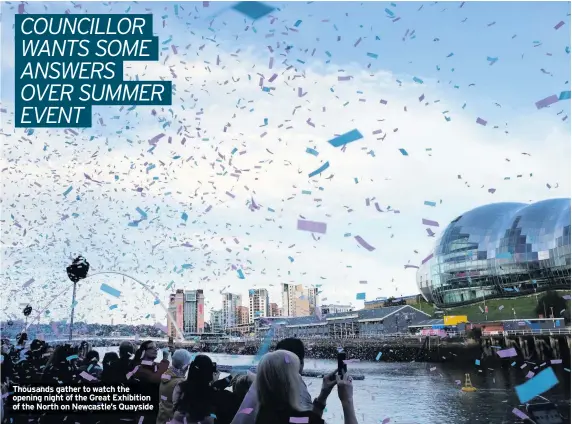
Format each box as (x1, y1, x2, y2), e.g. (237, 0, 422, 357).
(417, 198, 571, 307)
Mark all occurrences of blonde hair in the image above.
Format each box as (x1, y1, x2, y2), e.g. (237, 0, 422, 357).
(256, 350, 301, 412)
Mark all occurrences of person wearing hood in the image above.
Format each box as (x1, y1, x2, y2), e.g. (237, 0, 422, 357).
(156, 349, 192, 424)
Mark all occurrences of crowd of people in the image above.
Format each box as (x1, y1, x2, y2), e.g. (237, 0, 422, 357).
(1, 335, 358, 424)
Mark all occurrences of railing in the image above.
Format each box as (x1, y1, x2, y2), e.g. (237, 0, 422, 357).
(492, 328, 572, 337)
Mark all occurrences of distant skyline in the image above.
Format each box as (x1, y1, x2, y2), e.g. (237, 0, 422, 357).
(1, 1, 569, 328)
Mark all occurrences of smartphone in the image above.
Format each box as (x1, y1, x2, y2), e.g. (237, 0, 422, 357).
(337, 351, 347, 377)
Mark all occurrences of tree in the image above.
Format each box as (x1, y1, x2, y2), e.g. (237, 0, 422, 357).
(535, 291, 567, 318)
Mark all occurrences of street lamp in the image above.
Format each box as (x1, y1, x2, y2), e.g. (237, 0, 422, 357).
(66, 256, 90, 342)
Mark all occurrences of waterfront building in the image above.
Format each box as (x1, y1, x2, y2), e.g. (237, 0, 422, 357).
(222, 293, 242, 329)
(210, 309, 224, 333)
(237, 305, 249, 325)
(364, 295, 422, 309)
(183, 289, 205, 334)
(282, 283, 315, 317)
(255, 305, 430, 339)
(417, 199, 571, 307)
(321, 304, 354, 315)
(248, 288, 269, 323)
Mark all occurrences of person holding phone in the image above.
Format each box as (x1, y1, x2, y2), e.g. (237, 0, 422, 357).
(253, 350, 358, 424)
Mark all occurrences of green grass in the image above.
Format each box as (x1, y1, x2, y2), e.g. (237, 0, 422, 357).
(411, 290, 571, 321)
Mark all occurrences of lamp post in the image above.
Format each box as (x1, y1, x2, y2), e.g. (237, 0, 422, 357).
(66, 256, 90, 342)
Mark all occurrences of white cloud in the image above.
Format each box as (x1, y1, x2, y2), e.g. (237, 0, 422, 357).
(1, 2, 569, 326)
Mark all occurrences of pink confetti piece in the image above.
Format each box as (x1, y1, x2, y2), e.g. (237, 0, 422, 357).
(138, 416, 144, 424)
(149, 133, 165, 145)
(268, 73, 278, 82)
(239, 408, 253, 415)
(161, 395, 168, 400)
(525, 371, 535, 379)
(382, 419, 390, 424)
(161, 374, 172, 380)
(354, 235, 376, 251)
(551, 359, 563, 364)
(297, 219, 327, 234)
(141, 360, 154, 366)
(79, 371, 96, 381)
(226, 191, 235, 198)
(497, 348, 517, 358)
(380, 99, 388, 105)
(476, 117, 487, 126)
(22, 278, 35, 288)
(422, 218, 439, 227)
(535, 94, 559, 109)
(354, 37, 362, 47)
(289, 418, 309, 424)
(338, 76, 352, 81)
(512, 408, 529, 420)
(171, 45, 178, 54)
(554, 21, 565, 30)
(18, 3, 25, 14)
(284, 354, 290, 363)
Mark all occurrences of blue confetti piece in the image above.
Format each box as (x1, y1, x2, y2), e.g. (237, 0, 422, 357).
(475, 359, 481, 366)
(399, 149, 409, 156)
(515, 367, 559, 403)
(181, 264, 193, 269)
(136, 207, 148, 220)
(366, 52, 378, 59)
(66, 355, 79, 361)
(559, 91, 571, 100)
(237, 269, 245, 279)
(232, 1, 274, 20)
(109, 304, 118, 310)
(288, 256, 294, 262)
(63, 186, 73, 197)
(306, 147, 319, 156)
(424, 201, 436, 207)
(181, 212, 188, 222)
(294, 19, 302, 27)
(384, 8, 394, 16)
(100, 283, 121, 298)
(376, 352, 382, 361)
(413, 77, 424, 84)
(446, 52, 454, 57)
(356, 292, 366, 300)
(328, 129, 363, 147)
(566, 46, 570, 54)
(174, 4, 179, 15)
(308, 161, 330, 178)
(154, 299, 160, 305)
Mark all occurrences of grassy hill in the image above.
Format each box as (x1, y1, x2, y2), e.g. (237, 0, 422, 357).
(411, 290, 571, 322)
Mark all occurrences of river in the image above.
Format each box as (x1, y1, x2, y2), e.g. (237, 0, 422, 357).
(96, 348, 571, 424)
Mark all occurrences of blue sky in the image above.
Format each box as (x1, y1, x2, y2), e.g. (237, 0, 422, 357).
(0, 1, 570, 327)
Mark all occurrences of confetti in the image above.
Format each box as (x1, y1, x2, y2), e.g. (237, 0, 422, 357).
(297, 219, 327, 234)
(232, 1, 274, 20)
(308, 162, 330, 178)
(328, 129, 363, 148)
(535, 95, 559, 109)
(354, 236, 376, 251)
(515, 367, 559, 403)
(100, 283, 122, 298)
